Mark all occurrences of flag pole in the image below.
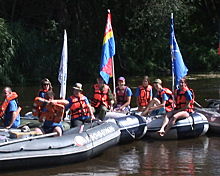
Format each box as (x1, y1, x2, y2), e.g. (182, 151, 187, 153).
(171, 13, 175, 106)
(112, 56, 116, 94)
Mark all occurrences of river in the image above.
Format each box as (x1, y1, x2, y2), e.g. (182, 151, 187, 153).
(1, 74, 220, 175)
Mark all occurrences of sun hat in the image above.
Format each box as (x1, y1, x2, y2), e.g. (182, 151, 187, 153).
(118, 77, 125, 81)
(73, 83, 83, 91)
(153, 78, 162, 84)
(41, 78, 51, 85)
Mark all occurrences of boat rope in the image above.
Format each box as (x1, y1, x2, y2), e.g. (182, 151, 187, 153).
(115, 119, 135, 139)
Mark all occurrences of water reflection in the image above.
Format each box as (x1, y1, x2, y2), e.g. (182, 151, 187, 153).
(0, 74, 220, 175)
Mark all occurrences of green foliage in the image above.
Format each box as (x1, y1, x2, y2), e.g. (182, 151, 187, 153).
(0, 0, 219, 85)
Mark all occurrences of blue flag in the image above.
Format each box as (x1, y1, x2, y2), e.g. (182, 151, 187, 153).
(170, 14, 188, 87)
(100, 10, 115, 84)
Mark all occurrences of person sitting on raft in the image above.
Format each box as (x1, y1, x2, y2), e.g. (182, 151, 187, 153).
(114, 77, 133, 113)
(38, 78, 53, 98)
(141, 78, 174, 116)
(135, 76, 153, 112)
(157, 78, 195, 137)
(65, 83, 95, 128)
(0, 87, 21, 129)
(34, 91, 69, 137)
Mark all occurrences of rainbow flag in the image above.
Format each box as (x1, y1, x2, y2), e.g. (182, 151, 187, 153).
(170, 14, 188, 87)
(100, 10, 115, 84)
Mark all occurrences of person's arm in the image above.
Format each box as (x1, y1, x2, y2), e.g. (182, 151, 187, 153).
(107, 88, 114, 111)
(87, 103, 95, 120)
(51, 99, 69, 106)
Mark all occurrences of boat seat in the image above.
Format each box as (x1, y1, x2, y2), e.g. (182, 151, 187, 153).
(10, 131, 42, 139)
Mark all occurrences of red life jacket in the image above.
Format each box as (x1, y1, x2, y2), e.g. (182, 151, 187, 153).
(69, 94, 90, 119)
(32, 97, 64, 123)
(91, 84, 109, 108)
(175, 86, 194, 113)
(157, 88, 174, 112)
(116, 86, 128, 104)
(0, 92, 22, 118)
(138, 85, 152, 106)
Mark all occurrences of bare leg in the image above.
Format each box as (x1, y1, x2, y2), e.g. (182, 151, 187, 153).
(157, 111, 174, 136)
(141, 98, 160, 116)
(53, 126, 62, 137)
(35, 127, 44, 135)
(164, 111, 189, 134)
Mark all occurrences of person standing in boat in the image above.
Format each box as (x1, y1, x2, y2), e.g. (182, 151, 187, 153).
(135, 76, 153, 112)
(65, 83, 95, 128)
(0, 87, 21, 129)
(34, 91, 69, 137)
(141, 78, 174, 116)
(114, 77, 133, 113)
(157, 78, 194, 136)
(88, 76, 114, 120)
(38, 78, 53, 98)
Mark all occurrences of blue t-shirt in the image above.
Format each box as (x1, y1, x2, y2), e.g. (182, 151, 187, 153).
(155, 89, 170, 102)
(135, 86, 153, 97)
(4, 99, 20, 128)
(66, 95, 90, 120)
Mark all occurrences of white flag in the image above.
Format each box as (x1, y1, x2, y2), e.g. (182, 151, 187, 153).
(58, 30, 68, 99)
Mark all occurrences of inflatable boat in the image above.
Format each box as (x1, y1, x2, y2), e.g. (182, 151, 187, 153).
(146, 111, 209, 139)
(104, 111, 148, 142)
(194, 107, 220, 134)
(0, 120, 120, 171)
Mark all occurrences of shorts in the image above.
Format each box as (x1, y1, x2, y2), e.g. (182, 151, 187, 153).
(41, 125, 63, 134)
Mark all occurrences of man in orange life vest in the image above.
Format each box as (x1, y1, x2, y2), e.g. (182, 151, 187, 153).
(0, 87, 21, 129)
(141, 78, 174, 116)
(135, 76, 153, 112)
(66, 83, 95, 127)
(158, 78, 194, 136)
(88, 76, 114, 120)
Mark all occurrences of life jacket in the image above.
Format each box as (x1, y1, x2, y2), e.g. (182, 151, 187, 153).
(0, 92, 22, 118)
(91, 84, 109, 108)
(138, 85, 152, 106)
(116, 86, 128, 104)
(38, 89, 48, 97)
(157, 88, 174, 112)
(69, 94, 90, 119)
(175, 86, 195, 113)
(32, 97, 64, 123)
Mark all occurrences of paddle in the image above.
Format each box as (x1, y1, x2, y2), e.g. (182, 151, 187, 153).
(0, 132, 58, 147)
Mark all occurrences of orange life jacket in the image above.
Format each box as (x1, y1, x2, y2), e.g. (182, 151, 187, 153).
(91, 84, 109, 108)
(0, 92, 22, 118)
(69, 94, 90, 119)
(138, 85, 152, 106)
(157, 88, 174, 112)
(32, 97, 64, 123)
(116, 86, 128, 104)
(38, 89, 48, 97)
(175, 86, 194, 113)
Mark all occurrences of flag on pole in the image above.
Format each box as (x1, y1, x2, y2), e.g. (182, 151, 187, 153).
(170, 13, 188, 87)
(58, 30, 68, 99)
(100, 9, 115, 84)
